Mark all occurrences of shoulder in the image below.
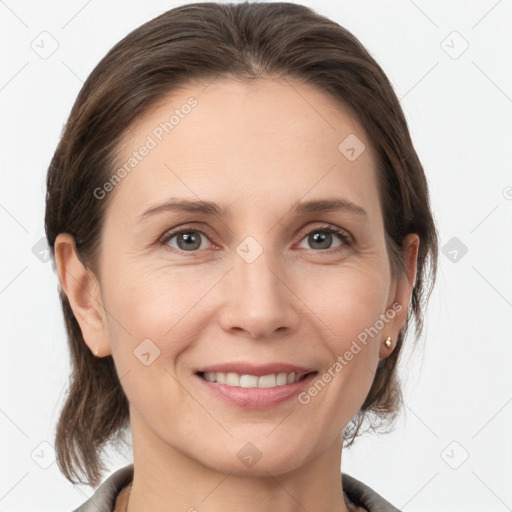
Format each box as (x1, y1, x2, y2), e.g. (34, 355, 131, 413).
(71, 464, 134, 512)
(342, 472, 402, 512)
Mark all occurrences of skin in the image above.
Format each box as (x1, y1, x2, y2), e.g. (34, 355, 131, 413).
(55, 76, 418, 512)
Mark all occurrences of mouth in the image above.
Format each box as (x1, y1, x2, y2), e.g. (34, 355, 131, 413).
(193, 361, 318, 409)
(196, 370, 316, 389)
(194, 369, 318, 409)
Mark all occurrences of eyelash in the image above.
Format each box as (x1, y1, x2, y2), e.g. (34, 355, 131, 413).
(158, 224, 353, 255)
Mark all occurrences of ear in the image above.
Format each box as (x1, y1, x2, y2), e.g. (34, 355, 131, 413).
(379, 233, 420, 359)
(54, 233, 112, 357)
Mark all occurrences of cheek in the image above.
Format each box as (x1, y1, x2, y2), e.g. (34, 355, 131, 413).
(105, 251, 390, 363)
(297, 258, 390, 344)
(100, 265, 198, 421)
(293, 262, 389, 413)
(100, 245, 390, 430)
(101, 260, 223, 370)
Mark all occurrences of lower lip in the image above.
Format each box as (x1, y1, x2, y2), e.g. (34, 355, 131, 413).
(194, 372, 318, 409)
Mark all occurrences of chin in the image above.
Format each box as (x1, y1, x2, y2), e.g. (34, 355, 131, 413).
(194, 437, 310, 477)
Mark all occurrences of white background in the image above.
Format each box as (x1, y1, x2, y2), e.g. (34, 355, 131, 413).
(1, 0, 511, 510)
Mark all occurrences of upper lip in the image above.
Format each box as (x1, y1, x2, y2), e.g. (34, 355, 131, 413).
(195, 362, 316, 377)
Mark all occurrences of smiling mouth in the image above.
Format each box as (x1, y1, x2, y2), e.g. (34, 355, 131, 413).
(196, 371, 316, 389)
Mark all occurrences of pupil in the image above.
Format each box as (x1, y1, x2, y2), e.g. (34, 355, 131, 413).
(179, 232, 200, 251)
(310, 232, 331, 249)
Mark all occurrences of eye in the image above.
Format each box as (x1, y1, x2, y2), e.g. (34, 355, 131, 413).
(161, 228, 212, 252)
(296, 225, 351, 252)
(159, 224, 352, 255)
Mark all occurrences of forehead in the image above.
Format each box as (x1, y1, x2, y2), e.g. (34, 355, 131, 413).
(109, 76, 381, 224)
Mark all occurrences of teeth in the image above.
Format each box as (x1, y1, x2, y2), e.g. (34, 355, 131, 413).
(202, 371, 308, 388)
(240, 374, 258, 387)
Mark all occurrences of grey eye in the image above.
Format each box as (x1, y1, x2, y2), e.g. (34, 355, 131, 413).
(297, 229, 345, 251)
(167, 231, 207, 251)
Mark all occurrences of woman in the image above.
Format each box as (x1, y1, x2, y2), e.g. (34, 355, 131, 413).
(45, 2, 438, 511)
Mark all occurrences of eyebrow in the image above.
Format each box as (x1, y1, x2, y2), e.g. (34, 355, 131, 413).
(137, 197, 367, 223)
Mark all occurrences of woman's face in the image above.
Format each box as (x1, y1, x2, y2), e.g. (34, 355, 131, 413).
(67, 77, 417, 475)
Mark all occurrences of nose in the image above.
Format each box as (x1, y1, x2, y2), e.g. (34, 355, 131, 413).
(218, 246, 300, 339)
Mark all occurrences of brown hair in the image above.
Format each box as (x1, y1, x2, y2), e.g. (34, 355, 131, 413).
(45, 1, 438, 487)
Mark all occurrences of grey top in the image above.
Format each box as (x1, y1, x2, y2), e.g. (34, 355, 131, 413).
(72, 464, 401, 512)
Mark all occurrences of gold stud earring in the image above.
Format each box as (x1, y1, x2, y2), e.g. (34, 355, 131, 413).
(384, 337, 392, 348)
(94, 347, 99, 357)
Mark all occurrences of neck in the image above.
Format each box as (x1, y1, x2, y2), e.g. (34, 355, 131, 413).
(126, 414, 351, 512)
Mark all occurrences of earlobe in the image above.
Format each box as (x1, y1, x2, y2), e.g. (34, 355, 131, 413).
(380, 233, 420, 359)
(53, 233, 111, 357)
